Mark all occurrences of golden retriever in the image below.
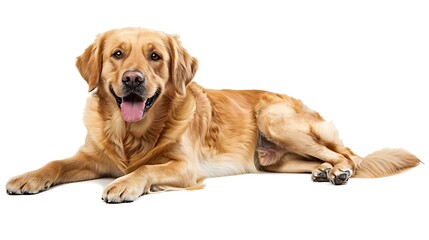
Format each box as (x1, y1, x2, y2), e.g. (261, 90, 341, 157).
(6, 27, 420, 203)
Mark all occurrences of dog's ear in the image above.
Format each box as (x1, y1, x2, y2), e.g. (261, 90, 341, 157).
(168, 35, 198, 96)
(76, 34, 104, 92)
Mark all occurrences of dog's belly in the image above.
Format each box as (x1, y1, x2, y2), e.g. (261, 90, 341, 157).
(197, 153, 259, 178)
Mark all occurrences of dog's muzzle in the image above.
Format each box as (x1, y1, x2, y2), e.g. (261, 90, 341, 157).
(109, 70, 161, 123)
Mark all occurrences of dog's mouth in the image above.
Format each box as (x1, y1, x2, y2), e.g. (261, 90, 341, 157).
(109, 85, 161, 123)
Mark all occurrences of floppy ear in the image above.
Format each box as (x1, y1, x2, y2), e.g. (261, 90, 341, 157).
(76, 35, 104, 92)
(168, 35, 198, 96)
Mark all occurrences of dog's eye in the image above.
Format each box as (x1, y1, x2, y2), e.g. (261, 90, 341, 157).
(150, 52, 161, 61)
(112, 50, 124, 59)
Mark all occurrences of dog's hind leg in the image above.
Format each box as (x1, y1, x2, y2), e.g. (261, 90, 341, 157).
(260, 152, 323, 173)
(255, 93, 361, 185)
(256, 134, 347, 183)
(256, 132, 322, 172)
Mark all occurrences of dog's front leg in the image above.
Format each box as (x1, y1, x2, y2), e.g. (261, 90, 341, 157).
(102, 160, 194, 203)
(6, 151, 118, 195)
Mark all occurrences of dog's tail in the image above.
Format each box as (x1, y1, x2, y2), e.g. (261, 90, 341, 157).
(354, 148, 421, 178)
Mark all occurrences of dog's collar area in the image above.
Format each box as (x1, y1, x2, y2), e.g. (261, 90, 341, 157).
(108, 85, 161, 111)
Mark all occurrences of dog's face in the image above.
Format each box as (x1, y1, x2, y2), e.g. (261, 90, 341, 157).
(76, 28, 198, 122)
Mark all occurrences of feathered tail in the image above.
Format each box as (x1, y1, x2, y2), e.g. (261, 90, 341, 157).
(354, 148, 421, 178)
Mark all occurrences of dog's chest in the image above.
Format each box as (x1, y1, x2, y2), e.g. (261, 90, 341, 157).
(121, 133, 149, 161)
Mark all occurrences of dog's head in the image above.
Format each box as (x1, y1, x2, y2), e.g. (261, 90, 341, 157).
(76, 27, 198, 123)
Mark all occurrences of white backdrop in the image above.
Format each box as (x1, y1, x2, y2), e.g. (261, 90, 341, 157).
(1, 1, 428, 239)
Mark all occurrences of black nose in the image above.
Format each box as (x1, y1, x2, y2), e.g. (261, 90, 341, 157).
(122, 70, 145, 87)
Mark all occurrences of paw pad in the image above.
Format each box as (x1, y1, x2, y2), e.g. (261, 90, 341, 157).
(312, 168, 331, 182)
(330, 170, 351, 185)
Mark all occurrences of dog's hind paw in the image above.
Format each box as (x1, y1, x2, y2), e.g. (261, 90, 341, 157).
(312, 162, 333, 182)
(329, 168, 352, 185)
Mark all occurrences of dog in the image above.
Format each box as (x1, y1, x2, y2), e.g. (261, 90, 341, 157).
(6, 27, 420, 203)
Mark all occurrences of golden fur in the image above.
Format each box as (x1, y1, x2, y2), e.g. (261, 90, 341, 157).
(6, 27, 420, 203)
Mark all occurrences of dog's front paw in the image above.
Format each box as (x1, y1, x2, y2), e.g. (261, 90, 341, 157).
(102, 175, 145, 203)
(6, 172, 54, 195)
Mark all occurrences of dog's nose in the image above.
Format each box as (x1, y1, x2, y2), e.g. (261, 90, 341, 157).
(122, 70, 145, 87)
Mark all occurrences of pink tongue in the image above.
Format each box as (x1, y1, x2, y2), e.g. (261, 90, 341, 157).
(121, 101, 146, 122)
